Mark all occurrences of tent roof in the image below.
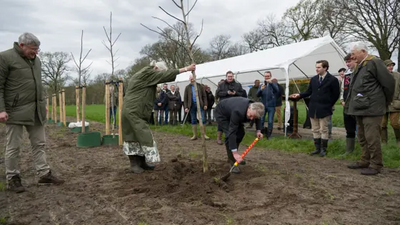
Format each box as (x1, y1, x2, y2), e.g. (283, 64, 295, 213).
(170, 35, 346, 90)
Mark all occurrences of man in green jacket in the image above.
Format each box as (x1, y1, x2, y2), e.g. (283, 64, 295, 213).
(0, 33, 64, 193)
(121, 61, 196, 173)
(346, 42, 395, 175)
(381, 59, 400, 146)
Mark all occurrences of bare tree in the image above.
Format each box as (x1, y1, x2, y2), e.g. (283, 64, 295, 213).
(102, 11, 122, 78)
(40, 52, 71, 95)
(141, 0, 210, 172)
(242, 29, 266, 52)
(334, 0, 400, 60)
(209, 34, 232, 60)
(283, 0, 322, 42)
(71, 30, 92, 86)
(257, 15, 292, 47)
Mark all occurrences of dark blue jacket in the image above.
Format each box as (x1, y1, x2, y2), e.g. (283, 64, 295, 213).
(257, 82, 279, 107)
(154, 91, 167, 110)
(299, 72, 340, 118)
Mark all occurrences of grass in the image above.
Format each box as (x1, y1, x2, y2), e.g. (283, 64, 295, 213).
(49, 102, 343, 127)
(150, 124, 400, 168)
(47, 103, 400, 168)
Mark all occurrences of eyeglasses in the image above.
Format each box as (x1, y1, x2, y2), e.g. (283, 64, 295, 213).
(24, 45, 40, 52)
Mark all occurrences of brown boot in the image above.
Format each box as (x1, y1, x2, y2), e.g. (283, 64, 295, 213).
(191, 125, 198, 140)
(361, 167, 380, 175)
(217, 131, 223, 145)
(7, 175, 25, 193)
(38, 171, 65, 185)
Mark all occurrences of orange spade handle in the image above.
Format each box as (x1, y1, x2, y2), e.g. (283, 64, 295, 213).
(233, 138, 259, 166)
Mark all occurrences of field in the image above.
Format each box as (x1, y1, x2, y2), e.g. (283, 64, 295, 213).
(0, 104, 400, 225)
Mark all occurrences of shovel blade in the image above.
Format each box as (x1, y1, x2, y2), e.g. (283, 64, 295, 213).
(220, 171, 231, 182)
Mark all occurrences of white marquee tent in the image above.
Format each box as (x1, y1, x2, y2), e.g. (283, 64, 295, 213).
(166, 35, 346, 131)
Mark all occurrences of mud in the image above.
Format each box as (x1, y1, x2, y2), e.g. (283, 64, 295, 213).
(0, 119, 399, 225)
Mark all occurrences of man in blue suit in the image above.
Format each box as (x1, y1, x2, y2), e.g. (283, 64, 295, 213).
(290, 60, 340, 157)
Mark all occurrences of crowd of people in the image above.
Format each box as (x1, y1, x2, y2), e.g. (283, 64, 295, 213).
(1, 32, 399, 193)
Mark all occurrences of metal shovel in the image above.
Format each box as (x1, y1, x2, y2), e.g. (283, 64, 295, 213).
(220, 138, 259, 181)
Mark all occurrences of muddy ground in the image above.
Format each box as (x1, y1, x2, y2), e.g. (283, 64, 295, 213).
(0, 119, 399, 225)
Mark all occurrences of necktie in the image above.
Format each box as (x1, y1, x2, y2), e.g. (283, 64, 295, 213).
(319, 76, 323, 84)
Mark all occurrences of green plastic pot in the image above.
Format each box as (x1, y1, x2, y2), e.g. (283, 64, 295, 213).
(102, 134, 119, 146)
(77, 131, 102, 147)
(70, 126, 90, 133)
(48, 119, 55, 124)
(56, 122, 64, 127)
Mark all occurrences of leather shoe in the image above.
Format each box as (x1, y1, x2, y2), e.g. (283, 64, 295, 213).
(360, 168, 380, 175)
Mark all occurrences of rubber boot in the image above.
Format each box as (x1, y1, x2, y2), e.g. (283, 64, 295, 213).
(320, 139, 328, 157)
(340, 138, 355, 156)
(225, 144, 240, 173)
(217, 131, 223, 145)
(394, 128, 400, 147)
(191, 125, 198, 140)
(381, 127, 388, 144)
(139, 156, 155, 170)
(267, 128, 273, 139)
(128, 155, 144, 173)
(310, 138, 321, 155)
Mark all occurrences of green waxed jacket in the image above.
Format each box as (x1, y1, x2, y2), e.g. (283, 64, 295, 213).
(0, 42, 46, 126)
(345, 55, 395, 116)
(121, 66, 179, 145)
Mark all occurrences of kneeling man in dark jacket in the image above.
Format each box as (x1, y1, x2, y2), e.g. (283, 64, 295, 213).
(215, 97, 264, 173)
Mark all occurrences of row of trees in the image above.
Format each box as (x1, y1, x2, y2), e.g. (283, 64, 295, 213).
(41, 0, 400, 105)
(129, 0, 400, 75)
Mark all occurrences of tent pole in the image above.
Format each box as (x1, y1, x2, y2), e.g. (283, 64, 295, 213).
(292, 63, 309, 78)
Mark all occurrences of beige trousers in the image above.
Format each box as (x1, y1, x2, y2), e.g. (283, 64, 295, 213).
(310, 116, 330, 139)
(5, 122, 50, 180)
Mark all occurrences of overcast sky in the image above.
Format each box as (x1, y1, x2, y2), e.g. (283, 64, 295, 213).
(0, 0, 302, 78)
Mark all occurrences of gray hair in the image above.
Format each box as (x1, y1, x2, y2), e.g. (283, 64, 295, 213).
(249, 102, 265, 118)
(150, 60, 168, 71)
(18, 32, 41, 46)
(350, 42, 368, 53)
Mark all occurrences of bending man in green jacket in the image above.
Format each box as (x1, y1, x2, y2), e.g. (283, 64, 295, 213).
(0, 33, 64, 193)
(121, 61, 196, 173)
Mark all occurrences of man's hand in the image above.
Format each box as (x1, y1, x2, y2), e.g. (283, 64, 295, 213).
(185, 108, 189, 113)
(227, 90, 234, 95)
(0, 112, 8, 122)
(186, 64, 196, 71)
(271, 78, 278, 83)
(290, 93, 300, 99)
(261, 84, 266, 90)
(157, 103, 162, 106)
(232, 151, 243, 164)
(341, 102, 345, 106)
(204, 106, 207, 110)
(256, 130, 263, 139)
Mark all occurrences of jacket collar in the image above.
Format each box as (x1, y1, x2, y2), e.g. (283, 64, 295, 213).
(13, 42, 37, 60)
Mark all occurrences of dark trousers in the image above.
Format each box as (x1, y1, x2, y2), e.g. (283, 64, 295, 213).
(164, 107, 169, 124)
(356, 116, 383, 170)
(344, 113, 357, 138)
(216, 114, 245, 147)
(178, 105, 182, 122)
(205, 108, 212, 123)
(109, 106, 117, 128)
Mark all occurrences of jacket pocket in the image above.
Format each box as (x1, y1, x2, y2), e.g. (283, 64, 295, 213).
(352, 95, 369, 110)
(392, 100, 400, 110)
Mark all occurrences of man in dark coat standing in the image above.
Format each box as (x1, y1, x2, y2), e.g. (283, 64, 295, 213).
(215, 97, 264, 173)
(290, 60, 340, 157)
(345, 42, 395, 175)
(215, 71, 244, 144)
